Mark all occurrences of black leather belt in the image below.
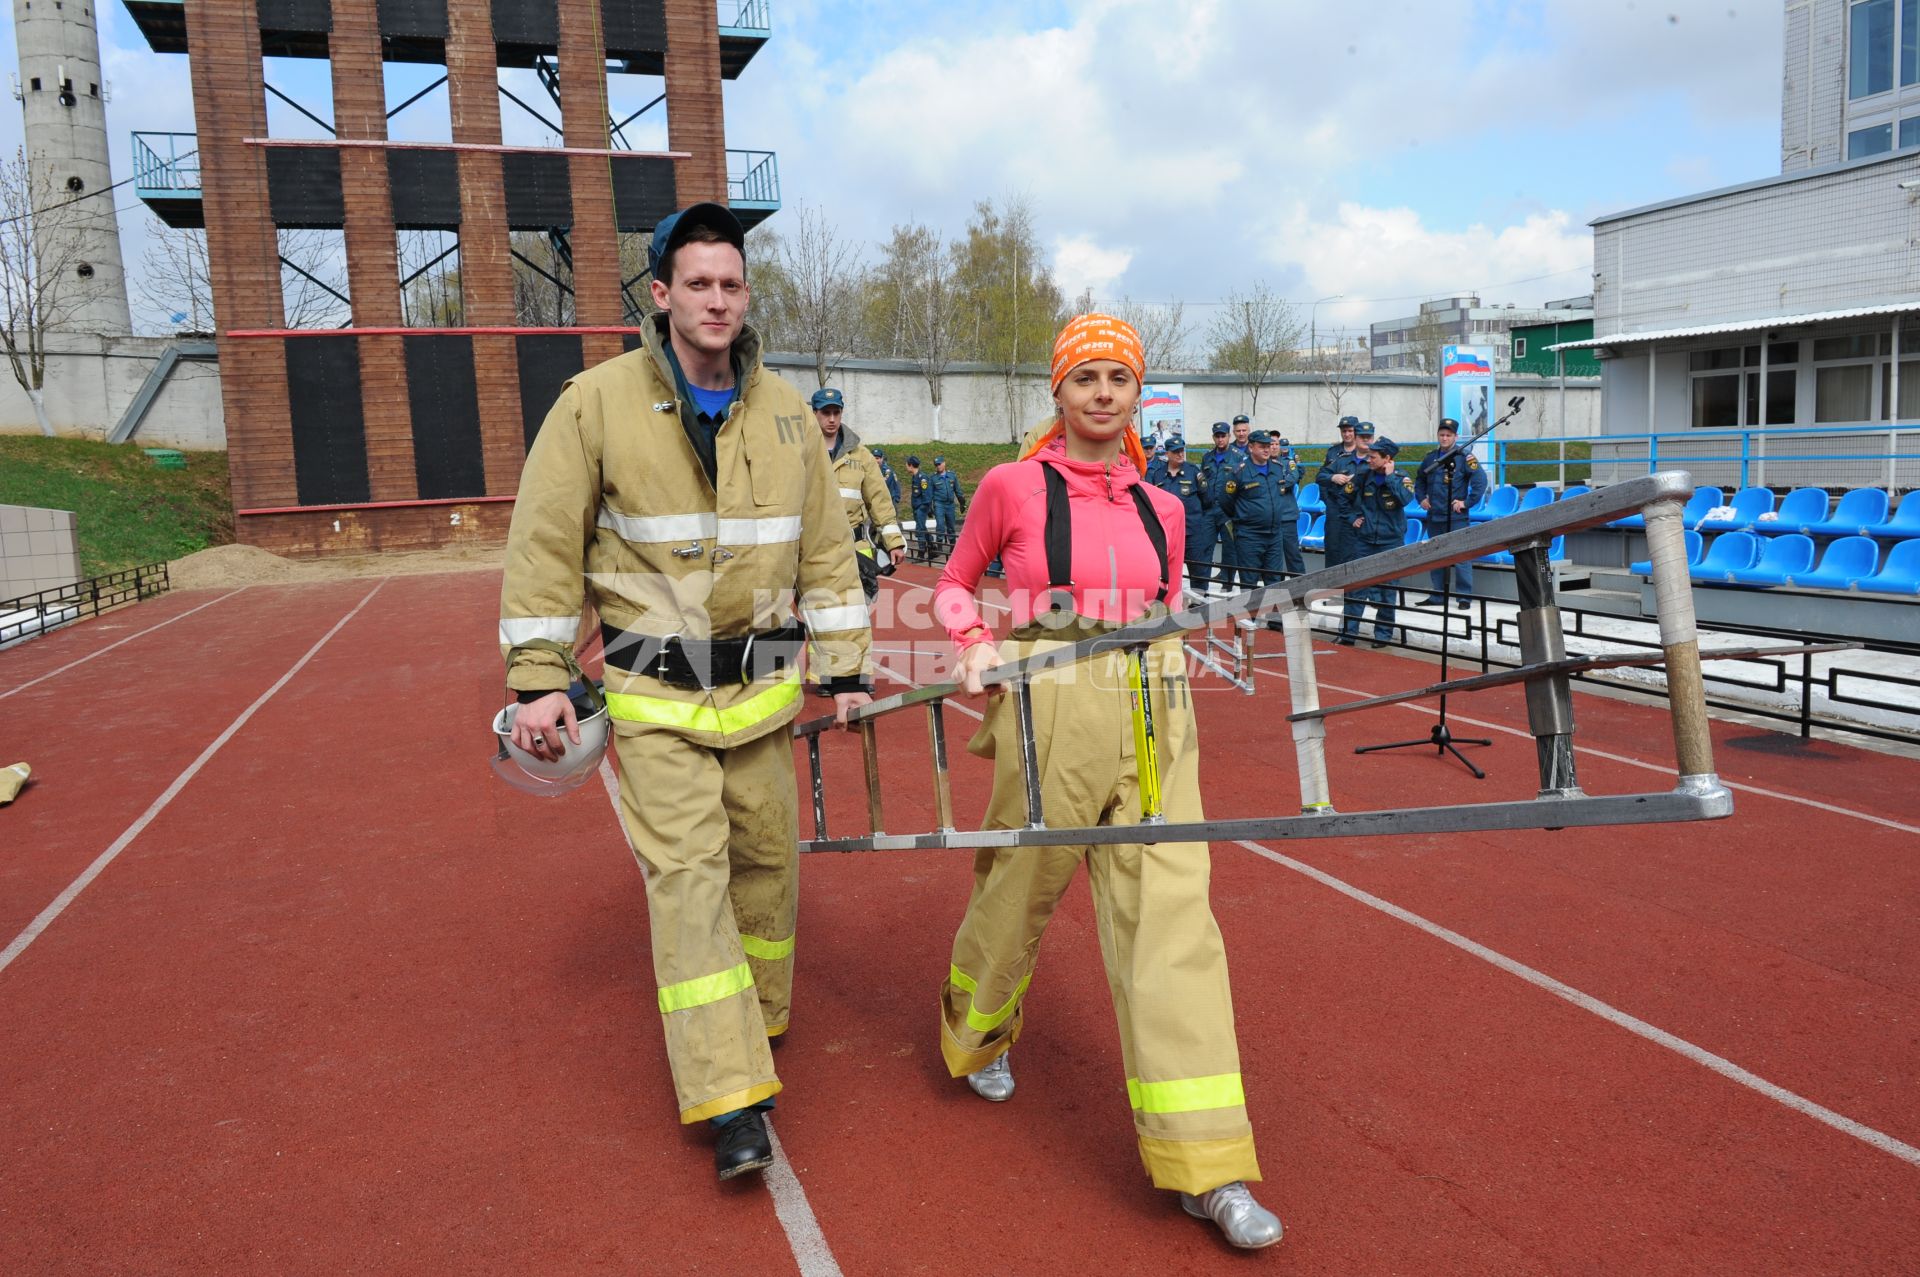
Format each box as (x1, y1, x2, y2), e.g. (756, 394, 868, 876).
(602, 621, 806, 691)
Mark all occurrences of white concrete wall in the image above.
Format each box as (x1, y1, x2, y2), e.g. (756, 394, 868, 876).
(763, 354, 1600, 447)
(0, 335, 225, 449)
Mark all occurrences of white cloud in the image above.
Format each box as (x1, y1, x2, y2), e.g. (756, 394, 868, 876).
(1263, 204, 1593, 328)
(1051, 234, 1133, 300)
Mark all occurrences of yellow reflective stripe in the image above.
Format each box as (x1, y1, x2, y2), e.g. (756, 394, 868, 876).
(740, 932, 794, 961)
(658, 962, 753, 1013)
(1126, 1073, 1246, 1115)
(605, 669, 802, 733)
(949, 964, 1031, 1033)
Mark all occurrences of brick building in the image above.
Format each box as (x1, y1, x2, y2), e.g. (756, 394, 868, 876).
(126, 0, 779, 555)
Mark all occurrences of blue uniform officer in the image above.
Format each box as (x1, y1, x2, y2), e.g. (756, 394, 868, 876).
(872, 446, 902, 506)
(1338, 435, 1416, 646)
(1149, 435, 1211, 580)
(905, 455, 934, 560)
(929, 454, 966, 543)
(1224, 429, 1306, 589)
(1317, 418, 1371, 566)
(1413, 417, 1489, 606)
(1197, 421, 1238, 594)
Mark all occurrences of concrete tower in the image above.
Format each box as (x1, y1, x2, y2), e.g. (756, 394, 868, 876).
(12, 0, 131, 333)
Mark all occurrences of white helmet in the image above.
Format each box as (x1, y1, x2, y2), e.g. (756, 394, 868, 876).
(491, 688, 610, 797)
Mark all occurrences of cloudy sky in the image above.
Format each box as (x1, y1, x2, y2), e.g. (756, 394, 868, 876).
(1, 0, 1784, 334)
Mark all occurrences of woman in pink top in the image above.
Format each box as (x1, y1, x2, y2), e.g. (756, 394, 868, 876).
(934, 315, 1279, 1250)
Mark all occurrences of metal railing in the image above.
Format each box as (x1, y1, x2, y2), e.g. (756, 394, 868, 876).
(132, 132, 201, 194)
(1523, 424, 1920, 492)
(0, 564, 170, 649)
(794, 473, 1770, 854)
(719, 0, 771, 33)
(727, 150, 780, 207)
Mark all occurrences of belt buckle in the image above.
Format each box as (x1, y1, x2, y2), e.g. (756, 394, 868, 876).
(737, 632, 755, 685)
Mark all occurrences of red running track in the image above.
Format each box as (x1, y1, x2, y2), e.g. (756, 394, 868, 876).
(0, 565, 1916, 1275)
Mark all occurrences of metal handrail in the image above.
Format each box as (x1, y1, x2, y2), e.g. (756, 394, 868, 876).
(727, 150, 779, 206)
(718, 0, 771, 33)
(1, 564, 170, 648)
(131, 132, 200, 193)
(793, 471, 1735, 854)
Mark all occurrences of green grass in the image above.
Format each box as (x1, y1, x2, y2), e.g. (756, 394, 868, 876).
(0, 435, 233, 577)
(878, 442, 1023, 496)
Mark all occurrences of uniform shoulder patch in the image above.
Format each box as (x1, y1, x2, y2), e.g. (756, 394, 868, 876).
(1343, 481, 1356, 494)
(1467, 456, 1479, 468)
(1225, 480, 1238, 494)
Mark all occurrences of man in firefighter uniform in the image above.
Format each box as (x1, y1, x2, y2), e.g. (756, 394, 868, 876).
(499, 202, 872, 1183)
(1338, 435, 1415, 646)
(930, 455, 967, 545)
(905, 455, 934, 562)
(811, 386, 904, 692)
(1315, 416, 1366, 567)
(1414, 416, 1488, 606)
(1198, 422, 1238, 594)
(1223, 430, 1304, 590)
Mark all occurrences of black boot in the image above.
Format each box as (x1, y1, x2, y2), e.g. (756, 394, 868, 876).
(713, 1110, 773, 1181)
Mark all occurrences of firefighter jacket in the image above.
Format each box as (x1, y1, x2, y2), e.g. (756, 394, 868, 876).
(1341, 469, 1417, 555)
(829, 428, 906, 554)
(1413, 445, 1489, 531)
(499, 314, 870, 749)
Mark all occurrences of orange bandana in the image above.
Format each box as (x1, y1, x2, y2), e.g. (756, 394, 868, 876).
(1026, 313, 1150, 474)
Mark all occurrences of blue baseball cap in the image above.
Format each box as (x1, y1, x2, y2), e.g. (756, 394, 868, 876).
(1166, 435, 1185, 451)
(1371, 436, 1400, 457)
(1437, 417, 1460, 435)
(934, 454, 945, 464)
(809, 387, 844, 411)
(1211, 421, 1230, 436)
(906, 455, 920, 465)
(1247, 429, 1272, 445)
(648, 202, 746, 279)
(1232, 414, 1251, 425)
(1355, 421, 1376, 438)
(1339, 415, 1360, 430)
(871, 446, 885, 458)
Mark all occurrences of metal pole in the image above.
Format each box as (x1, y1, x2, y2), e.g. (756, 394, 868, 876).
(1643, 498, 1718, 784)
(1013, 679, 1046, 828)
(926, 700, 956, 833)
(1513, 541, 1579, 795)
(1279, 605, 1334, 814)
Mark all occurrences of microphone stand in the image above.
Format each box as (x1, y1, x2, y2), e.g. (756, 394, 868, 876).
(1352, 445, 1492, 779)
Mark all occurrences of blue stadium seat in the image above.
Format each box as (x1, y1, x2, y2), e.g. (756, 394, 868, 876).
(1297, 511, 1313, 540)
(1404, 521, 1428, 546)
(1863, 490, 1920, 540)
(1297, 484, 1324, 514)
(1855, 538, 1920, 595)
(1787, 535, 1879, 590)
(1629, 528, 1703, 576)
(1689, 531, 1762, 582)
(1561, 484, 1592, 501)
(1469, 484, 1521, 523)
(1611, 485, 1718, 532)
(1801, 487, 1891, 538)
(1301, 513, 1326, 550)
(1756, 486, 1830, 533)
(1478, 534, 1564, 566)
(1724, 534, 1815, 586)
(1517, 486, 1558, 513)
(1695, 485, 1773, 533)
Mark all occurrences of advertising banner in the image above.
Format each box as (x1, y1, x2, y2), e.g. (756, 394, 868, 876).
(1439, 345, 1495, 442)
(1140, 383, 1185, 444)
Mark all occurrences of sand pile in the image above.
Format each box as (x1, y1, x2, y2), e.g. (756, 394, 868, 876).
(169, 542, 505, 590)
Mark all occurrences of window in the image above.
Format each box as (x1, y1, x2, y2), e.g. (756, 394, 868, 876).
(1907, 0, 1920, 84)
(1854, 0, 1896, 99)
(1692, 374, 1741, 428)
(1745, 370, 1798, 425)
(1850, 122, 1895, 157)
(1903, 116, 1920, 147)
(1816, 365, 1875, 421)
(1512, 337, 1527, 360)
(1815, 333, 1891, 359)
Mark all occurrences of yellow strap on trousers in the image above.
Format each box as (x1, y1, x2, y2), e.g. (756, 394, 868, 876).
(604, 669, 802, 734)
(950, 964, 1032, 1033)
(740, 932, 795, 961)
(658, 962, 753, 1013)
(1127, 1072, 1246, 1114)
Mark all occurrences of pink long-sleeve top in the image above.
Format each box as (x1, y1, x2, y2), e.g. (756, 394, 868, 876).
(935, 438, 1188, 651)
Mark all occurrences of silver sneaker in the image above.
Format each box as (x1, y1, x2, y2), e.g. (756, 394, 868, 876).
(1181, 1181, 1283, 1249)
(965, 1051, 1015, 1101)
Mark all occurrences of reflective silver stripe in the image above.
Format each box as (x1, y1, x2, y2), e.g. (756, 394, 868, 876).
(597, 508, 800, 547)
(716, 515, 802, 545)
(802, 603, 868, 632)
(879, 523, 902, 537)
(838, 487, 863, 501)
(597, 508, 716, 542)
(500, 616, 580, 646)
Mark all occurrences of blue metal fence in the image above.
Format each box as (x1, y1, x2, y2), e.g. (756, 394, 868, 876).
(718, 0, 771, 34)
(727, 150, 780, 208)
(132, 132, 201, 195)
(1475, 425, 1920, 491)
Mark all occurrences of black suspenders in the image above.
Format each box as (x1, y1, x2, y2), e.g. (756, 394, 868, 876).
(1039, 461, 1170, 607)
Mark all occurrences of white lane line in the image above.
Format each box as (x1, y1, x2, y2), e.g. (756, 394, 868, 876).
(596, 729, 838, 1274)
(879, 574, 1011, 615)
(763, 1123, 844, 1277)
(1234, 837, 1920, 1169)
(880, 651, 1920, 1169)
(0, 581, 387, 978)
(0, 588, 248, 701)
(1250, 651, 1920, 837)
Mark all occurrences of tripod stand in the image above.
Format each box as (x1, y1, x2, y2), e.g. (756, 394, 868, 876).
(1353, 448, 1491, 778)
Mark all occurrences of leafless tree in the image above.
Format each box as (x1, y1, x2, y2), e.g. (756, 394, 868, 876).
(1407, 306, 1453, 425)
(398, 229, 463, 326)
(1205, 283, 1304, 419)
(139, 223, 354, 332)
(1112, 298, 1189, 372)
(1309, 328, 1366, 428)
(893, 222, 962, 440)
(0, 150, 88, 434)
(764, 203, 865, 389)
(510, 231, 575, 327)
